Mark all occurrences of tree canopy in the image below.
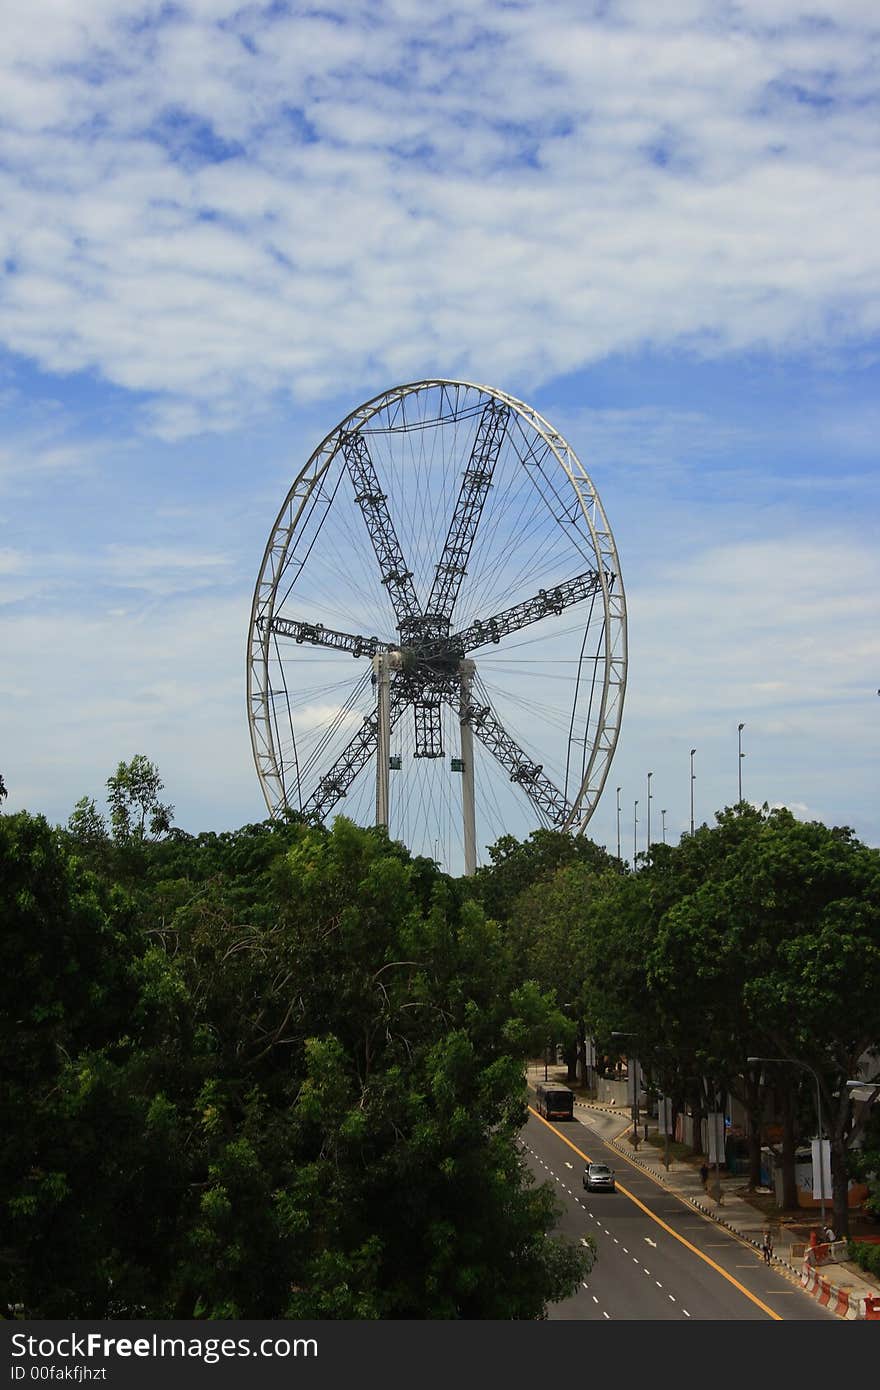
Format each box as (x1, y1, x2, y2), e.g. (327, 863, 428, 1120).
(2, 805, 590, 1318)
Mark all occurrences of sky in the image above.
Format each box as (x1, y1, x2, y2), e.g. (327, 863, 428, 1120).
(2, 0, 879, 868)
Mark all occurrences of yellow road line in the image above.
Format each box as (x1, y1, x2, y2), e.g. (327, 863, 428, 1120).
(528, 1107, 782, 1321)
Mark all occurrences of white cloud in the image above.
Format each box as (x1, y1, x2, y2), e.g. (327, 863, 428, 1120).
(0, 2, 877, 433)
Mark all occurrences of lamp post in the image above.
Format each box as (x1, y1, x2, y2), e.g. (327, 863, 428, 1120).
(633, 800, 638, 869)
(661, 808, 667, 844)
(748, 1055, 827, 1230)
(616, 786, 621, 862)
(612, 1030, 641, 1151)
(738, 723, 745, 804)
(646, 771, 653, 852)
(689, 748, 696, 834)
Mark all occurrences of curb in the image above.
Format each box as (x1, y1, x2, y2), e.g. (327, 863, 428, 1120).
(578, 1104, 874, 1320)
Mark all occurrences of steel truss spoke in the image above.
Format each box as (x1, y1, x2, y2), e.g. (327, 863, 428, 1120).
(340, 430, 421, 626)
(427, 398, 510, 622)
(262, 614, 391, 660)
(447, 690, 573, 828)
(450, 568, 611, 655)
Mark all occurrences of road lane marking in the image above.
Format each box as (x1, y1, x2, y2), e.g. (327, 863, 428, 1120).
(683, 1309, 691, 1317)
(603, 1311, 610, 1319)
(528, 1107, 783, 1321)
(565, 1161, 573, 1169)
(644, 1237, 657, 1247)
(592, 1295, 599, 1304)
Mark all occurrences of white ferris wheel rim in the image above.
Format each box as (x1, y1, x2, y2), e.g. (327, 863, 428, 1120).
(247, 378, 627, 842)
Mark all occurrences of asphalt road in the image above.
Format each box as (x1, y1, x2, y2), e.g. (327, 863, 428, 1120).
(523, 1109, 837, 1321)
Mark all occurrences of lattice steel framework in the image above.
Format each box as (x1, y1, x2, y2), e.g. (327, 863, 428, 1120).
(248, 380, 627, 857)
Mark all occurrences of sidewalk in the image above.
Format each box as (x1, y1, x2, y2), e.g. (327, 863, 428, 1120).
(528, 1066, 880, 1321)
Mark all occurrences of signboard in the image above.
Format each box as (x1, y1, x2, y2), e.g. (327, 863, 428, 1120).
(626, 1060, 641, 1105)
(811, 1138, 832, 1201)
(707, 1111, 725, 1164)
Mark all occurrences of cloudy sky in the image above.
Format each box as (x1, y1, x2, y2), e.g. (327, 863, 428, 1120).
(2, 0, 878, 864)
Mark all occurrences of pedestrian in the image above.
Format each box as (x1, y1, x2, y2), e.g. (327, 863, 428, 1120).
(823, 1224, 835, 1244)
(762, 1229, 773, 1264)
(699, 1162, 709, 1187)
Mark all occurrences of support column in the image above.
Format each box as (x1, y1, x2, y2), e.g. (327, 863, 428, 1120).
(374, 651, 391, 829)
(459, 659, 477, 876)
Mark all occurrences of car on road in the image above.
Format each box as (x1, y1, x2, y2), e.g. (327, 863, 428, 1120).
(583, 1162, 615, 1192)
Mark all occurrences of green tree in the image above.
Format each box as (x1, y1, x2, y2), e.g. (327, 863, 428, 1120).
(106, 754, 174, 844)
(648, 807, 880, 1233)
(471, 827, 617, 928)
(0, 811, 143, 1315)
(67, 795, 109, 845)
(4, 813, 591, 1317)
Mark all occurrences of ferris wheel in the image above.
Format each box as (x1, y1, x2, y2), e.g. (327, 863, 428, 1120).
(247, 380, 627, 872)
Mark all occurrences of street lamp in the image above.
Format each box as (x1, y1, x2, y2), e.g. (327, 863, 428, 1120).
(748, 1056, 827, 1229)
(646, 771, 653, 852)
(612, 1030, 641, 1151)
(689, 748, 696, 834)
(633, 800, 638, 869)
(616, 786, 621, 861)
(661, 808, 667, 844)
(846, 1080, 880, 1101)
(738, 723, 745, 803)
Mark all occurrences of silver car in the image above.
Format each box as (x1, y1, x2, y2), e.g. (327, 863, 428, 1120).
(583, 1162, 616, 1192)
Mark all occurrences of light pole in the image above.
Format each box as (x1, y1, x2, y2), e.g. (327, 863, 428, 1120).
(738, 723, 745, 803)
(661, 808, 667, 844)
(748, 1056, 827, 1230)
(612, 1030, 641, 1151)
(646, 771, 653, 852)
(633, 799, 638, 869)
(616, 786, 621, 862)
(689, 748, 696, 834)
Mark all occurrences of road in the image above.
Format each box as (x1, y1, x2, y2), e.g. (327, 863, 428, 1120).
(523, 1108, 836, 1320)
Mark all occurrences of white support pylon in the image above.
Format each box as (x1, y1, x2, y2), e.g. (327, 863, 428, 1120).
(459, 658, 477, 876)
(374, 650, 392, 829)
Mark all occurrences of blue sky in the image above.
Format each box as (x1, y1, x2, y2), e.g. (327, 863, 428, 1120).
(2, 0, 878, 864)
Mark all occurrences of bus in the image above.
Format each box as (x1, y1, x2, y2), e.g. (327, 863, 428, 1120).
(535, 1083, 575, 1121)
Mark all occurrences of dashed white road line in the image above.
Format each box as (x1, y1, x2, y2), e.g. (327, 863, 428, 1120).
(683, 1309, 691, 1318)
